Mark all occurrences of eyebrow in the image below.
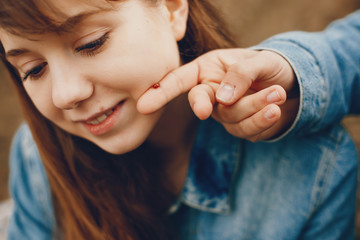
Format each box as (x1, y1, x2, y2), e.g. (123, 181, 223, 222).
(57, 10, 104, 32)
(6, 48, 30, 58)
(5, 10, 106, 59)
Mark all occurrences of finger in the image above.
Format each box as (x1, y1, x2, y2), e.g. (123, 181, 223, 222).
(188, 84, 216, 120)
(212, 85, 286, 124)
(222, 104, 281, 140)
(215, 51, 292, 105)
(255, 97, 299, 141)
(137, 61, 200, 114)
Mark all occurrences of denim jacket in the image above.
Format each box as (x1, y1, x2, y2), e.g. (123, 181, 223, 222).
(7, 118, 358, 239)
(254, 10, 360, 135)
(7, 11, 360, 240)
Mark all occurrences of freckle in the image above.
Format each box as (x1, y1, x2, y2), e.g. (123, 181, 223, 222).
(100, 107, 104, 112)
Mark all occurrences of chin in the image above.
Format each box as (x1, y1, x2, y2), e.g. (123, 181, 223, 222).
(94, 135, 148, 155)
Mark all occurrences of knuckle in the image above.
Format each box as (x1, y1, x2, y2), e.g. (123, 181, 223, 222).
(158, 87, 172, 106)
(168, 71, 185, 94)
(228, 62, 254, 81)
(251, 115, 266, 132)
(271, 84, 286, 96)
(247, 134, 262, 143)
(250, 95, 267, 112)
(228, 63, 245, 77)
(214, 105, 236, 123)
(211, 112, 221, 122)
(224, 123, 253, 139)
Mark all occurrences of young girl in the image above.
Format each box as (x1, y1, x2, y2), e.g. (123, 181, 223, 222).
(0, 0, 357, 239)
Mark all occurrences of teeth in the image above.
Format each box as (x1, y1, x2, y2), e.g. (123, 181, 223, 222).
(105, 109, 113, 116)
(96, 114, 107, 123)
(86, 109, 114, 125)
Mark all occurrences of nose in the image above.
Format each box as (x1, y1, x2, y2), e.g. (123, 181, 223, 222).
(51, 65, 94, 110)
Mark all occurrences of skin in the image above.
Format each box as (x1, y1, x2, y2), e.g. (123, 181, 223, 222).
(1, 0, 299, 192)
(138, 49, 299, 141)
(1, 0, 193, 156)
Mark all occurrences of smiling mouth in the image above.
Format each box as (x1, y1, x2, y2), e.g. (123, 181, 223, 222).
(85, 108, 114, 125)
(82, 101, 125, 136)
(84, 100, 125, 125)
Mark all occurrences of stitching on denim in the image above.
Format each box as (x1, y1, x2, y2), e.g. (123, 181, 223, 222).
(309, 129, 343, 214)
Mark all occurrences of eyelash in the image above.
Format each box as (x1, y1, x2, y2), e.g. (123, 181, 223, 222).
(22, 32, 110, 81)
(75, 32, 110, 56)
(23, 62, 47, 81)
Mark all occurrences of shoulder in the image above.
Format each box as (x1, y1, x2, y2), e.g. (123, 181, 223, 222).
(10, 123, 39, 161)
(8, 123, 54, 239)
(9, 123, 49, 199)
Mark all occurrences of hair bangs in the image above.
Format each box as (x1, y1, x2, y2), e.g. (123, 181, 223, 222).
(0, 0, 113, 36)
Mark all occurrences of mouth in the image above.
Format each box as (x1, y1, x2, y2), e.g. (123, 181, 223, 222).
(81, 100, 125, 136)
(85, 108, 115, 125)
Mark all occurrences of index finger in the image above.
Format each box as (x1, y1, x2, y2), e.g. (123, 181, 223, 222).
(137, 61, 200, 114)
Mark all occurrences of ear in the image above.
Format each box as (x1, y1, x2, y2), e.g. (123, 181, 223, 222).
(164, 0, 188, 41)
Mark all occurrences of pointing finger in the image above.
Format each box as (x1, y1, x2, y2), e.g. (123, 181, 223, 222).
(137, 61, 200, 114)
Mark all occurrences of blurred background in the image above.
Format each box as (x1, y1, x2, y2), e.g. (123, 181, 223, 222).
(0, 0, 359, 237)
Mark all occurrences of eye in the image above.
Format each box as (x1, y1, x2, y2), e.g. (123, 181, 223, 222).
(23, 62, 47, 81)
(75, 32, 110, 56)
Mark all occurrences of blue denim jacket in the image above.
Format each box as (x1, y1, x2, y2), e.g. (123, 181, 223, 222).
(254, 10, 360, 135)
(7, 118, 358, 239)
(7, 10, 360, 240)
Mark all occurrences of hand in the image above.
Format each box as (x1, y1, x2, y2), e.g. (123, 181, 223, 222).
(137, 49, 299, 141)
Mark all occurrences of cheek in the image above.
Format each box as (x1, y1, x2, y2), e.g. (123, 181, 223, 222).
(96, 41, 180, 98)
(24, 81, 64, 122)
(94, 19, 181, 94)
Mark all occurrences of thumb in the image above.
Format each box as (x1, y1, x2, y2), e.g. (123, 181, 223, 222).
(216, 51, 293, 105)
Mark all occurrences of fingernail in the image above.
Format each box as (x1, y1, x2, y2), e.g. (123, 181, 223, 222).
(264, 108, 276, 119)
(267, 91, 281, 103)
(216, 83, 235, 103)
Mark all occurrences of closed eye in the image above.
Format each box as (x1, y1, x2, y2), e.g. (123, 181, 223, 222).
(23, 62, 48, 81)
(75, 32, 110, 56)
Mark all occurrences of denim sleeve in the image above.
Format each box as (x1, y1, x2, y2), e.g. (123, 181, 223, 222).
(254, 10, 360, 136)
(7, 124, 54, 240)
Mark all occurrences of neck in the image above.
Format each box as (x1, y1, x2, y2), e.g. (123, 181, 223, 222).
(148, 94, 198, 194)
(148, 94, 197, 148)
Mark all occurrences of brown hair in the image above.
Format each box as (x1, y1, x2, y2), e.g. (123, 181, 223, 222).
(0, 0, 237, 239)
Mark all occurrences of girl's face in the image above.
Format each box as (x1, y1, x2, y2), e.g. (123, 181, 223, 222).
(0, 0, 188, 154)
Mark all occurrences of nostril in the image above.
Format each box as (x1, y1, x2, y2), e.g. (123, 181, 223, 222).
(63, 102, 80, 110)
(51, 74, 94, 110)
(62, 102, 79, 110)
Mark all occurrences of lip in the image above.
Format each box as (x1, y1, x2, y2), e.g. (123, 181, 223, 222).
(81, 101, 125, 136)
